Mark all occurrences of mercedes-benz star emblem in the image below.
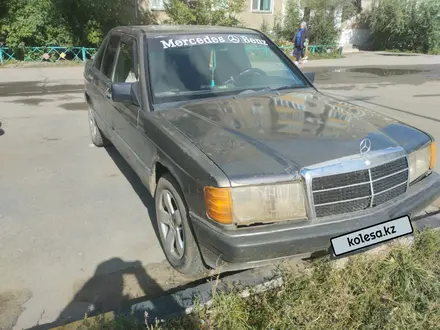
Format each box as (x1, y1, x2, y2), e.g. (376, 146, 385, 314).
(228, 35, 240, 43)
(360, 138, 372, 155)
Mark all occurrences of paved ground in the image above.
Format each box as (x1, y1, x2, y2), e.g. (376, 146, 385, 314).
(0, 67, 202, 330)
(1, 52, 440, 330)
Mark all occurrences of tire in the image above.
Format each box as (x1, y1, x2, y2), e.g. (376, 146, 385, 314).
(88, 106, 110, 147)
(155, 173, 206, 275)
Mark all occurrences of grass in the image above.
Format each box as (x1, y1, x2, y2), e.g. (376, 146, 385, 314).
(302, 51, 344, 60)
(250, 50, 343, 63)
(383, 49, 440, 55)
(70, 228, 440, 330)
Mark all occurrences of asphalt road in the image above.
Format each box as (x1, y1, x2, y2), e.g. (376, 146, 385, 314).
(1, 52, 440, 329)
(0, 66, 202, 330)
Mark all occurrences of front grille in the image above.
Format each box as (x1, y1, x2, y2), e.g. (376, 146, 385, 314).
(311, 157, 409, 218)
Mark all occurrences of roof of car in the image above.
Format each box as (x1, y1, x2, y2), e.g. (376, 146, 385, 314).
(112, 25, 259, 36)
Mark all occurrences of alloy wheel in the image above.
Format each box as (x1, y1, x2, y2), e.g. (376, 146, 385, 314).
(88, 108, 97, 138)
(158, 189, 185, 260)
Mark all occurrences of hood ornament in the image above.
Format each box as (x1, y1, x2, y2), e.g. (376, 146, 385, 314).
(360, 138, 372, 156)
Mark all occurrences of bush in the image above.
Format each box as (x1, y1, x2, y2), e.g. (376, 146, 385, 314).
(367, 0, 440, 53)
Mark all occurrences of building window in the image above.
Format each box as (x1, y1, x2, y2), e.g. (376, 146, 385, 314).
(150, 0, 167, 11)
(252, 0, 272, 12)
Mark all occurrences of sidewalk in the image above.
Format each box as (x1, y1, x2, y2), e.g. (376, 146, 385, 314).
(303, 51, 440, 68)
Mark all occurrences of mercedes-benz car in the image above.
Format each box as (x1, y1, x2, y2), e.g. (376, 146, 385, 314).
(84, 25, 440, 275)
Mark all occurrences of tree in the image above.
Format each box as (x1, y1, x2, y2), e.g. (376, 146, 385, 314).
(164, 0, 245, 27)
(302, 0, 357, 45)
(1, 0, 157, 49)
(281, 0, 302, 41)
(278, 0, 357, 45)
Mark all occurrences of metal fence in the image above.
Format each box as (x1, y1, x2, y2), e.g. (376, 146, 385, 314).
(0, 44, 342, 65)
(0, 46, 97, 65)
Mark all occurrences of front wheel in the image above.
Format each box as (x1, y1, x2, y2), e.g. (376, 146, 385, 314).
(154, 174, 206, 275)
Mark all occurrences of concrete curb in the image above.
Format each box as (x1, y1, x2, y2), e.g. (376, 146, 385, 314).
(126, 265, 283, 325)
(48, 212, 440, 330)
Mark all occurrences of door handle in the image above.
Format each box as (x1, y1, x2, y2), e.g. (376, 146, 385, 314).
(105, 87, 112, 99)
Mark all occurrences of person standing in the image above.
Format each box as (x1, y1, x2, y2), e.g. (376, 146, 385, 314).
(293, 22, 308, 65)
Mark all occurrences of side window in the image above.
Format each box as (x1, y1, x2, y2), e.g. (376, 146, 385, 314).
(101, 34, 121, 79)
(93, 38, 108, 70)
(113, 38, 139, 83)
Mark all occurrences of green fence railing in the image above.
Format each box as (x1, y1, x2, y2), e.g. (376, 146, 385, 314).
(282, 45, 344, 55)
(0, 46, 97, 65)
(0, 44, 342, 65)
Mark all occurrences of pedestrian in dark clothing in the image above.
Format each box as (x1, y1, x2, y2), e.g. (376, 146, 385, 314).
(293, 22, 308, 65)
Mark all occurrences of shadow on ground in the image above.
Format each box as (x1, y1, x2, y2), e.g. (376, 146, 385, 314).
(27, 258, 193, 329)
(0, 121, 4, 136)
(0, 81, 84, 98)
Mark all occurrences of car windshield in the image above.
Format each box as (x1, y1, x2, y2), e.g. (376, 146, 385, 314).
(146, 32, 309, 105)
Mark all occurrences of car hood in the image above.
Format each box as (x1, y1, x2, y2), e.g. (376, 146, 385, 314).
(160, 89, 430, 186)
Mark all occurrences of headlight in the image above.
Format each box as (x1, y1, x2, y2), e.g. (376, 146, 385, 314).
(408, 142, 436, 183)
(204, 182, 307, 225)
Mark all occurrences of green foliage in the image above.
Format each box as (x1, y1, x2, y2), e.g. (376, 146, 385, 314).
(164, 0, 245, 27)
(303, 0, 358, 45)
(279, 0, 302, 41)
(278, 0, 357, 45)
(0, 0, 157, 49)
(367, 0, 440, 53)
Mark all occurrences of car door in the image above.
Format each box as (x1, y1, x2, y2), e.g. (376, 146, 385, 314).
(110, 35, 156, 175)
(95, 33, 122, 130)
(85, 37, 108, 115)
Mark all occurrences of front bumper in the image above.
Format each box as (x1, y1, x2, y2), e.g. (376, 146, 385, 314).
(192, 172, 440, 271)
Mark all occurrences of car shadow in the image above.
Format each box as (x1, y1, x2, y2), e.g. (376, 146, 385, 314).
(104, 145, 161, 241)
(27, 258, 202, 329)
(0, 121, 4, 136)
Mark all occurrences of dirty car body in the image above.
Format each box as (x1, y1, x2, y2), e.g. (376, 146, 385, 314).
(84, 25, 440, 274)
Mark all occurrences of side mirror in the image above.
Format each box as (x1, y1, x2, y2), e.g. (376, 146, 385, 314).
(111, 81, 140, 107)
(304, 72, 315, 84)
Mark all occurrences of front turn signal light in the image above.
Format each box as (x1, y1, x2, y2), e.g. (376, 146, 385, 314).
(204, 186, 233, 224)
(430, 142, 436, 169)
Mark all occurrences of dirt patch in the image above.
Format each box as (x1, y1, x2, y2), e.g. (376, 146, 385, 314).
(0, 289, 33, 330)
(59, 102, 88, 111)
